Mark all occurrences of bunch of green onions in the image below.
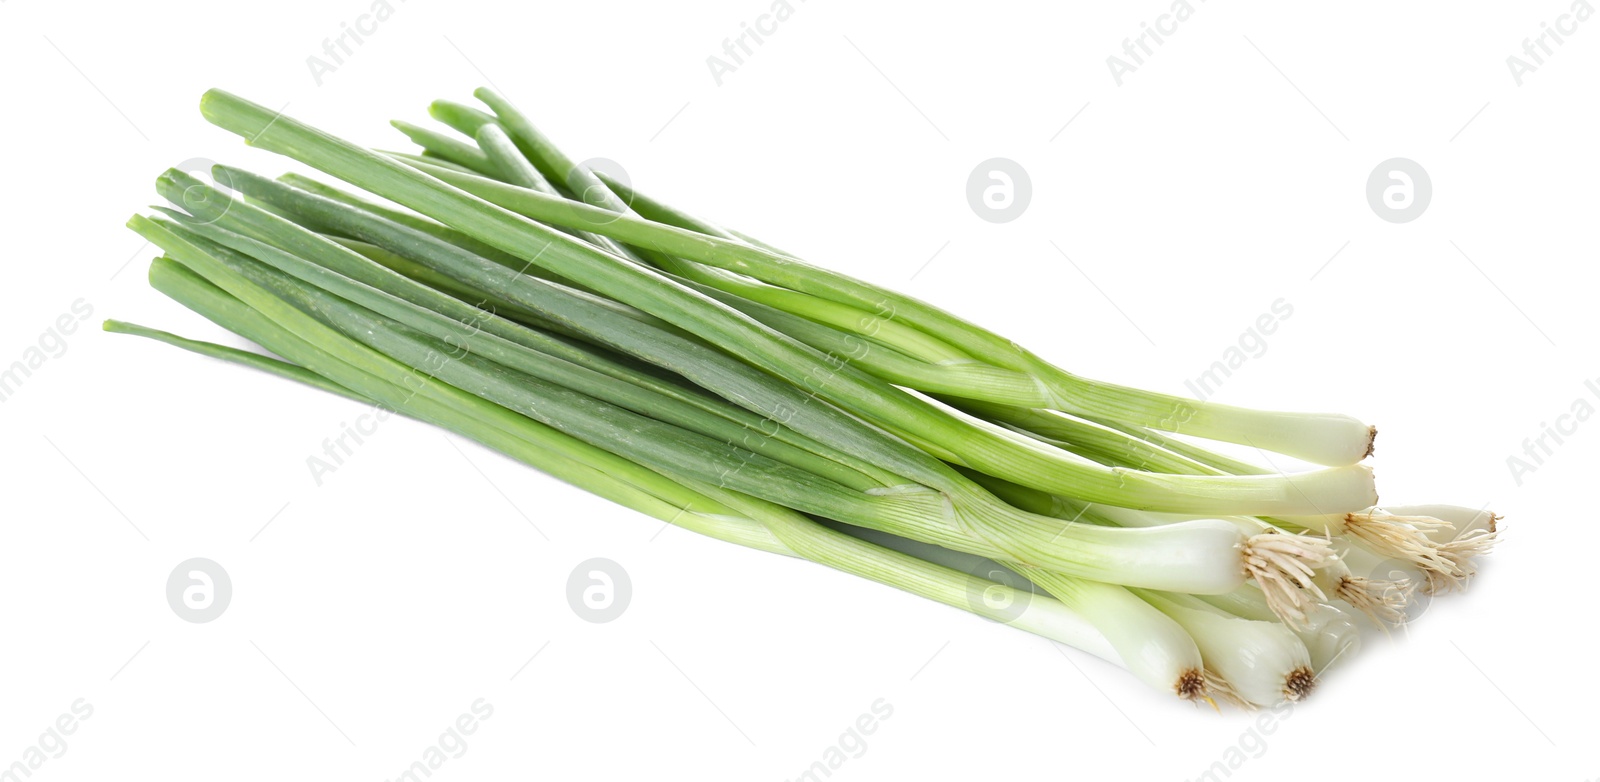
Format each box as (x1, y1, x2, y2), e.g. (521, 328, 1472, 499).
(108, 88, 1499, 708)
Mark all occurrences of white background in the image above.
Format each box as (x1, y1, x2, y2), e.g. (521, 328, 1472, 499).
(1, 1, 1596, 779)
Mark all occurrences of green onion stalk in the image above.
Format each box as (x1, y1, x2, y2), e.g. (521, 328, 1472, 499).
(833, 524, 1215, 701)
(430, 88, 1379, 469)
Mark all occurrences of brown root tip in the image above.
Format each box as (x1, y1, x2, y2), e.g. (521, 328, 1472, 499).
(1336, 575, 1412, 628)
(1284, 667, 1318, 702)
(1364, 425, 1377, 459)
(1488, 513, 1502, 535)
(1176, 668, 1207, 701)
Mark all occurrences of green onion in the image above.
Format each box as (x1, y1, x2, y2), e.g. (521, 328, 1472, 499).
(99, 85, 1500, 708)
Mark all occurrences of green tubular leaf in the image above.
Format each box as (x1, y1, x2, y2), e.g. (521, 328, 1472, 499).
(102, 318, 365, 403)
(469, 123, 643, 260)
(592, 169, 813, 261)
(390, 120, 499, 176)
(278, 172, 551, 275)
(592, 170, 736, 239)
(471, 122, 558, 194)
(428, 100, 507, 146)
(473, 87, 625, 211)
